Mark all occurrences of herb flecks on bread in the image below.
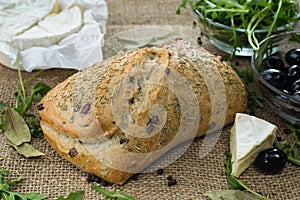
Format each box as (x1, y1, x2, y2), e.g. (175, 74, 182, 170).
(39, 39, 247, 184)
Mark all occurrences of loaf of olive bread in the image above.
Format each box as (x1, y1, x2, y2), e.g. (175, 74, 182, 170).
(39, 39, 247, 184)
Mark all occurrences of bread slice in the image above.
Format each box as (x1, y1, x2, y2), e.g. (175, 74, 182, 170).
(230, 113, 277, 177)
(39, 39, 247, 184)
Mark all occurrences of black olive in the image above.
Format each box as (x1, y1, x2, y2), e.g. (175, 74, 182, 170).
(261, 69, 287, 90)
(291, 79, 300, 93)
(287, 65, 300, 83)
(285, 48, 300, 66)
(68, 147, 78, 157)
(292, 91, 300, 100)
(81, 103, 91, 114)
(263, 55, 285, 72)
(120, 138, 129, 145)
(254, 148, 287, 173)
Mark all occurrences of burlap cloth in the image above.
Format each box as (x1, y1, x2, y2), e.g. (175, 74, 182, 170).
(0, 0, 299, 199)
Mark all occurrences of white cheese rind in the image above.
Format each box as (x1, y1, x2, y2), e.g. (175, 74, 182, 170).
(12, 6, 83, 50)
(0, 0, 59, 42)
(230, 113, 277, 177)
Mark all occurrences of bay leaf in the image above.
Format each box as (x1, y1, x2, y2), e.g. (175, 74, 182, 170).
(4, 107, 31, 146)
(9, 142, 45, 158)
(205, 190, 260, 200)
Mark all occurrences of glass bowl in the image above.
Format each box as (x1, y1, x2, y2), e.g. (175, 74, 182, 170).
(192, 4, 300, 57)
(251, 31, 300, 125)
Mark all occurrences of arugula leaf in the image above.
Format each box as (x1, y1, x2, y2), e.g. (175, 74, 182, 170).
(0, 102, 7, 129)
(236, 69, 264, 112)
(0, 102, 6, 112)
(0, 168, 48, 200)
(274, 125, 300, 166)
(91, 184, 136, 200)
(224, 152, 269, 200)
(236, 69, 254, 85)
(15, 81, 51, 117)
(177, 0, 299, 54)
(23, 193, 49, 200)
(0, 168, 88, 200)
(56, 190, 85, 200)
(288, 125, 300, 146)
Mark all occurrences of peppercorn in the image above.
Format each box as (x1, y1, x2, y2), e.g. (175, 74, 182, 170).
(131, 173, 140, 180)
(157, 168, 164, 175)
(276, 136, 283, 142)
(197, 37, 203, 45)
(167, 179, 177, 187)
(94, 176, 102, 184)
(101, 180, 112, 187)
(86, 174, 95, 182)
(283, 128, 291, 134)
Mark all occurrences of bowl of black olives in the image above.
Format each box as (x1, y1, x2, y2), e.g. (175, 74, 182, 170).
(251, 31, 300, 125)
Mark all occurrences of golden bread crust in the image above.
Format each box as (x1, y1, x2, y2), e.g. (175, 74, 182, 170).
(39, 39, 247, 184)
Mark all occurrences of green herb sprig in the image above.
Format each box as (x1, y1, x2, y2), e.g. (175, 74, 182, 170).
(236, 68, 264, 113)
(0, 168, 49, 200)
(0, 64, 50, 134)
(0, 62, 51, 157)
(177, 0, 300, 55)
(224, 152, 269, 200)
(0, 168, 86, 200)
(275, 125, 300, 166)
(56, 191, 85, 200)
(92, 184, 136, 200)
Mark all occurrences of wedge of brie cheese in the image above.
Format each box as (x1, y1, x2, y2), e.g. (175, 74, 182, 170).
(0, 0, 59, 42)
(12, 6, 83, 50)
(230, 113, 277, 177)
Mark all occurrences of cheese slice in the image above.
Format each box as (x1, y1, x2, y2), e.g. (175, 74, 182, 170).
(0, 0, 59, 42)
(230, 113, 277, 177)
(12, 6, 83, 50)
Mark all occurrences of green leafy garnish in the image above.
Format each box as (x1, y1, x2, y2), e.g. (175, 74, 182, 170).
(0, 168, 49, 200)
(91, 184, 136, 200)
(0, 102, 7, 130)
(0, 61, 51, 157)
(236, 68, 264, 112)
(224, 152, 269, 200)
(274, 125, 300, 166)
(177, 0, 300, 55)
(56, 190, 85, 200)
(0, 168, 86, 200)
